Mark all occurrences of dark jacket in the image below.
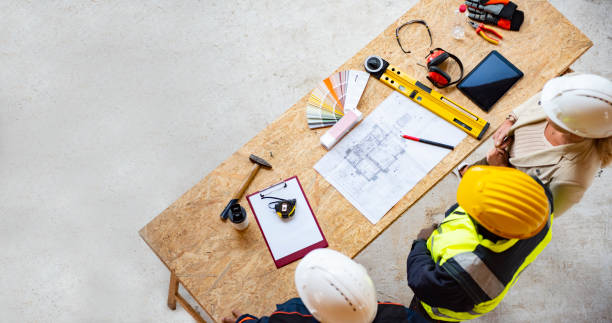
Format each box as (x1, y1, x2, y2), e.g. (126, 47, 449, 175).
(406, 203, 507, 312)
(236, 297, 428, 323)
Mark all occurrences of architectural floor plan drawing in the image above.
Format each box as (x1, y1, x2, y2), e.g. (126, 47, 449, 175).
(344, 124, 405, 182)
(314, 92, 466, 224)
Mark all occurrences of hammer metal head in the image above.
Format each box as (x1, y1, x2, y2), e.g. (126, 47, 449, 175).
(249, 154, 272, 169)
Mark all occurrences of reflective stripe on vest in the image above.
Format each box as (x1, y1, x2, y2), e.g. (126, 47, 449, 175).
(449, 252, 505, 299)
(423, 205, 553, 321)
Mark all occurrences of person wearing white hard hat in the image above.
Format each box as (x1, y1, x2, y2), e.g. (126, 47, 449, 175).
(222, 248, 429, 323)
(458, 73, 612, 216)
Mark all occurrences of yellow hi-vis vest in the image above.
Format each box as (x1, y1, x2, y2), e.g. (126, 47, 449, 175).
(421, 204, 553, 321)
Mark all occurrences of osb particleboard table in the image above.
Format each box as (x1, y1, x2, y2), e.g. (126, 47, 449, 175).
(139, 0, 591, 321)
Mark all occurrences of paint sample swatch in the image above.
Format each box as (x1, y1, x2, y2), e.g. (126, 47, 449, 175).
(306, 70, 369, 129)
(320, 109, 362, 150)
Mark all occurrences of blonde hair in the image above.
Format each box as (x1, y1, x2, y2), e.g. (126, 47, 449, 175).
(595, 136, 612, 167)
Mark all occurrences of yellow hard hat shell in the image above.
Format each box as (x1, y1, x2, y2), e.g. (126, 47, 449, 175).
(457, 166, 550, 239)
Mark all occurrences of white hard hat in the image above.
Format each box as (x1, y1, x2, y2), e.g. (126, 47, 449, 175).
(541, 73, 612, 138)
(294, 248, 377, 323)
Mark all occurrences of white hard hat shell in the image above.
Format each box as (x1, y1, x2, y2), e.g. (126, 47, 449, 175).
(294, 248, 378, 323)
(541, 74, 612, 138)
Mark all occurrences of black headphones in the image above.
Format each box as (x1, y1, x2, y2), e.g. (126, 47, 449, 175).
(425, 48, 464, 88)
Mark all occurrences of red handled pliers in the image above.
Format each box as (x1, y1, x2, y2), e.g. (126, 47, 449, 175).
(468, 21, 503, 45)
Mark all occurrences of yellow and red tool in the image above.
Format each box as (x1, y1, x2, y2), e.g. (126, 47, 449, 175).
(468, 21, 503, 45)
(364, 56, 490, 139)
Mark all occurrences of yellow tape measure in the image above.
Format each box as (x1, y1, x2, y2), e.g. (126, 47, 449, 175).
(364, 55, 489, 139)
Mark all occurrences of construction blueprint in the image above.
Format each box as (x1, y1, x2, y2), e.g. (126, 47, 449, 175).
(314, 92, 467, 224)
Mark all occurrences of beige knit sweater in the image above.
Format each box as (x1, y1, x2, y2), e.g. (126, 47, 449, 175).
(508, 93, 601, 216)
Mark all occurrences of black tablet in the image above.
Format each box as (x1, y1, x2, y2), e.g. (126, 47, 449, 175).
(457, 50, 523, 112)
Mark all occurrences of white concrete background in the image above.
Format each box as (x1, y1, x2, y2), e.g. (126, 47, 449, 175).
(0, 1, 610, 322)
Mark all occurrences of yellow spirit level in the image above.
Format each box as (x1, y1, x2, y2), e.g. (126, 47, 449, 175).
(364, 55, 489, 139)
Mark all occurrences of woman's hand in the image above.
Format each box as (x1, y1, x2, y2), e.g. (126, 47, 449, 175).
(493, 118, 515, 149)
(486, 147, 510, 167)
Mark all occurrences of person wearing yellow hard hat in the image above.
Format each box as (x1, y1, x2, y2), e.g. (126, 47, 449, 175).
(406, 166, 554, 322)
(458, 73, 612, 216)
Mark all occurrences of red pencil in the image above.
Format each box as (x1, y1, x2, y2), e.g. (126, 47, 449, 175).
(401, 135, 454, 150)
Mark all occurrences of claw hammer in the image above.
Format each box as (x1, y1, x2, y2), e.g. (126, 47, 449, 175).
(220, 154, 272, 220)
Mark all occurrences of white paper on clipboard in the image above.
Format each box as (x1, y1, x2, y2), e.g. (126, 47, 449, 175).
(246, 176, 327, 267)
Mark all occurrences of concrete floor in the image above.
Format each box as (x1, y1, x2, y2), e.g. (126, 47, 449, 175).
(1, 1, 610, 322)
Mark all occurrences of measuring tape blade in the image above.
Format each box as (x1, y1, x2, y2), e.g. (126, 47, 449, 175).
(364, 55, 489, 140)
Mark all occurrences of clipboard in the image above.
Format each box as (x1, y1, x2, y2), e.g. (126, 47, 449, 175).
(246, 176, 328, 268)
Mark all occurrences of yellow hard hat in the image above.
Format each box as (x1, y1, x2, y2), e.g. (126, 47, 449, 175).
(457, 166, 550, 239)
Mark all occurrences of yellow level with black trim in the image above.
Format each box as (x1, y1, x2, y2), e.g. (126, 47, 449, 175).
(364, 55, 489, 139)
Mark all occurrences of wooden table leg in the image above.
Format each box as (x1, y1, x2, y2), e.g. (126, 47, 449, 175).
(168, 272, 179, 310)
(176, 293, 207, 323)
(167, 271, 207, 322)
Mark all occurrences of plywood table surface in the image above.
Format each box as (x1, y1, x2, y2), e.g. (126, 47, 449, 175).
(139, 0, 591, 321)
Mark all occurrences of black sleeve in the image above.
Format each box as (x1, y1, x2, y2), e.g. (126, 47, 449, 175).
(234, 314, 262, 322)
(406, 240, 475, 312)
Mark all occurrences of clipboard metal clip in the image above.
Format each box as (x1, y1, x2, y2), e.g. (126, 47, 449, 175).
(259, 181, 288, 197)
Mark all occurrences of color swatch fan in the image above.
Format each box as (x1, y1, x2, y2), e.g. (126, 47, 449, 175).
(306, 70, 369, 129)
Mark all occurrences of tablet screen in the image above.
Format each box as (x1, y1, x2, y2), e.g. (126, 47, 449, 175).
(458, 50, 523, 112)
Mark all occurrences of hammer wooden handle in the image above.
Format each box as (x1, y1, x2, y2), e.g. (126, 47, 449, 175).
(232, 163, 261, 199)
